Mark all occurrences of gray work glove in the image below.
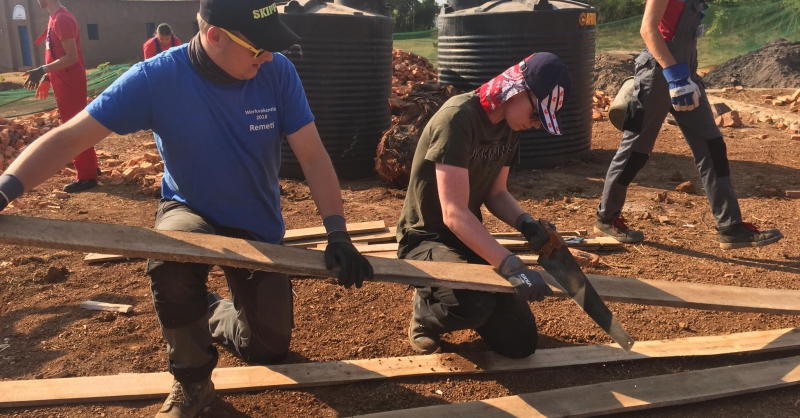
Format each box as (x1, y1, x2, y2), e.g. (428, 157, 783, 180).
(499, 254, 553, 303)
(516, 213, 556, 252)
(325, 230, 374, 289)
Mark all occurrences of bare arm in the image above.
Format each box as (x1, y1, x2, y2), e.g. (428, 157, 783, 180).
(483, 166, 526, 227)
(436, 163, 513, 268)
(46, 38, 80, 72)
(641, 0, 677, 68)
(6, 111, 111, 192)
(285, 121, 344, 219)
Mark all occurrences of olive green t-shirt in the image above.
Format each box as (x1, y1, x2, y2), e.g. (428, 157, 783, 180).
(397, 92, 520, 256)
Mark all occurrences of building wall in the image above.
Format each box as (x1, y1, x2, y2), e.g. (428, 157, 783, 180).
(1, 0, 199, 72)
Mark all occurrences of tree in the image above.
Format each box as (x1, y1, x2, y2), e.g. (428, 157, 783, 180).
(389, 0, 440, 32)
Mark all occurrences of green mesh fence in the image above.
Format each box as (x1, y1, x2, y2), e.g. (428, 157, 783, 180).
(597, 0, 800, 67)
(0, 63, 131, 118)
(393, 29, 438, 67)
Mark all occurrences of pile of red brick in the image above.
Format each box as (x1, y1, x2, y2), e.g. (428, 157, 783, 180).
(391, 50, 437, 99)
(0, 110, 61, 173)
(761, 89, 800, 111)
(592, 90, 611, 121)
(98, 146, 163, 196)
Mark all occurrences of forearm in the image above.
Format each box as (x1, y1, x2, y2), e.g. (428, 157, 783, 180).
(445, 208, 512, 268)
(302, 152, 345, 220)
(45, 54, 79, 73)
(484, 190, 526, 228)
(6, 111, 106, 192)
(641, 26, 676, 68)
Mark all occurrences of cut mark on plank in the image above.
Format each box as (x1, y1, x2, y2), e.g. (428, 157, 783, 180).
(2, 328, 799, 407)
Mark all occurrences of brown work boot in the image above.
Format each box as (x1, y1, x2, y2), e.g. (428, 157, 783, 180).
(155, 377, 215, 418)
(594, 215, 644, 244)
(408, 290, 440, 354)
(718, 222, 783, 250)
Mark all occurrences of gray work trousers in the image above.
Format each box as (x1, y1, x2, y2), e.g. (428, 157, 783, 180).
(597, 52, 743, 227)
(147, 200, 293, 384)
(404, 240, 539, 359)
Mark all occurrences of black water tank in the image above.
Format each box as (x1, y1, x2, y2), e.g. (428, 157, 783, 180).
(279, 0, 392, 179)
(438, 0, 596, 169)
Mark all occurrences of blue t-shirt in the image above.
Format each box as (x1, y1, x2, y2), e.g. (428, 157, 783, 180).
(87, 45, 314, 243)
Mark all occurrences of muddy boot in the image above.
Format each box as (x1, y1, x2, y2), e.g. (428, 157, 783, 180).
(156, 377, 216, 418)
(594, 215, 644, 244)
(718, 222, 783, 250)
(408, 290, 441, 354)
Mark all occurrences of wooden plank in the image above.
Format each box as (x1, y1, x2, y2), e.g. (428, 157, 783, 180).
(83, 253, 136, 264)
(3, 328, 800, 407)
(80, 301, 133, 314)
(497, 236, 622, 250)
(491, 230, 588, 238)
(357, 354, 800, 418)
(282, 221, 386, 242)
(313, 243, 400, 254)
(287, 227, 398, 247)
(2, 215, 800, 314)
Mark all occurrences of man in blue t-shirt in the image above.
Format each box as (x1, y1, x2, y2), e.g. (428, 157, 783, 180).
(0, 0, 374, 416)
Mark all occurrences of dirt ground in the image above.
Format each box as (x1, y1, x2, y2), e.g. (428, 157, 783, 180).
(1, 106, 800, 417)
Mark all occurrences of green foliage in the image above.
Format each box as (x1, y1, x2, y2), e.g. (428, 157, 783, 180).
(96, 62, 110, 71)
(389, 0, 439, 32)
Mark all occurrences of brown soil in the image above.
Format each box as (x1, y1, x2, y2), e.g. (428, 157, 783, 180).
(594, 51, 637, 97)
(1, 113, 800, 417)
(713, 88, 798, 108)
(704, 39, 800, 88)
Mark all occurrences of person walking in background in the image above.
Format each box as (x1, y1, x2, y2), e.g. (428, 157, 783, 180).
(24, 0, 99, 193)
(594, 0, 783, 250)
(143, 23, 182, 60)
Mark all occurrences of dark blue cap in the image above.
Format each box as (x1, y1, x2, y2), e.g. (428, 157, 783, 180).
(520, 52, 571, 135)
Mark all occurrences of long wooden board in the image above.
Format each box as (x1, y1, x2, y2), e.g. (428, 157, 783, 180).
(497, 236, 622, 250)
(357, 354, 800, 417)
(2, 328, 800, 407)
(3, 215, 800, 314)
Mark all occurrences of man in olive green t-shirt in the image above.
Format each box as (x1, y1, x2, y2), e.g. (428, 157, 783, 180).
(397, 52, 572, 358)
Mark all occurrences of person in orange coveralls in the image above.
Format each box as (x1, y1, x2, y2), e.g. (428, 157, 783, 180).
(143, 23, 182, 60)
(24, 0, 98, 193)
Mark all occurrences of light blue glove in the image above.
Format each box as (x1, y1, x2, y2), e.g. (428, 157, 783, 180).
(663, 63, 700, 111)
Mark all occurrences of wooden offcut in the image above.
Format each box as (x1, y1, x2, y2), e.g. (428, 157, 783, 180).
(357, 354, 800, 418)
(286, 227, 398, 247)
(2, 215, 800, 314)
(83, 253, 134, 264)
(2, 328, 799, 407)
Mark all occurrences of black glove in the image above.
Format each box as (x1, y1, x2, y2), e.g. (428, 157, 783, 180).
(516, 213, 555, 252)
(499, 254, 553, 303)
(23, 66, 47, 90)
(324, 230, 374, 289)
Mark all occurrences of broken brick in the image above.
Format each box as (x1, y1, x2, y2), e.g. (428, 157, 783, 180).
(675, 181, 696, 194)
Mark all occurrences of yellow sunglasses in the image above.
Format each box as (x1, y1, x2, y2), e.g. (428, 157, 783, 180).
(218, 27, 268, 59)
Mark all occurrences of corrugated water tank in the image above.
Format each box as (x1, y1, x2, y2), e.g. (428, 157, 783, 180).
(279, 0, 392, 179)
(438, 0, 596, 169)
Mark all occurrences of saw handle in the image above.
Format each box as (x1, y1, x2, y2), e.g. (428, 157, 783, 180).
(529, 218, 567, 259)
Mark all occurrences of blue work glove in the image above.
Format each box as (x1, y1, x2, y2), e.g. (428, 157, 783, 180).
(663, 63, 700, 112)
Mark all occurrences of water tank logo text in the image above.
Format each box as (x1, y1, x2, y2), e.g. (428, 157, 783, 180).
(579, 12, 596, 26)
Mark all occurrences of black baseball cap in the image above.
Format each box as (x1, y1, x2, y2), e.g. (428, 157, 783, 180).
(200, 0, 300, 52)
(520, 52, 571, 136)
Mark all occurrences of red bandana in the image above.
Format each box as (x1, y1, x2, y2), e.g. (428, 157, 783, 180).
(477, 63, 528, 114)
